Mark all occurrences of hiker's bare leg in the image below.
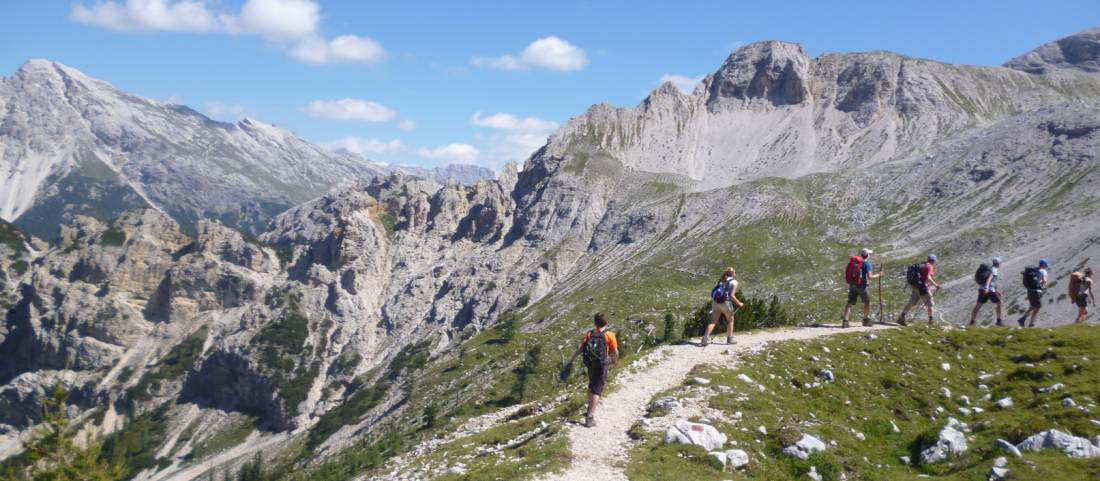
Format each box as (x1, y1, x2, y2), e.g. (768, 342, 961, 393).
(842, 304, 852, 322)
(863, 302, 871, 319)
(704, 309, 722, 338)
(995, 302, 1003, 323)
(726, 314, 735, 338)
(1028, 308, 1040, 326)
(970, 303, 982, 323)
(900, 288, 920, 318)
(587, 391, 598, 415)
(1078, 306, 1087, 324)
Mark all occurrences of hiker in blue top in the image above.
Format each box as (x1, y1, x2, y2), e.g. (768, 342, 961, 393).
(968, 257, 1004, 326)
(842, 248, 881, 328)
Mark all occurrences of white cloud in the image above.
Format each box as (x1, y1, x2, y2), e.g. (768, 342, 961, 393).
(290, 34, 386, 64)
(70, 0, 216, 32)
(305, 99, 397, 122)
(471, 112, 558, 132)
(227, 0, 318, 39)
(398, 120, 416, 130)
(473, 36, 588, 72)
(416, 143, 480, 164)
(323, 137, 405, 156)
(204, 101, 252, 120)
(659, 74, 705, 94)
(70, 0, 385, 65)
(485, 132, 549, 166)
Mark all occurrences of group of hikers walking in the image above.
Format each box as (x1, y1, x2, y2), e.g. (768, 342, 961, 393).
(567, 250, 1096, 428)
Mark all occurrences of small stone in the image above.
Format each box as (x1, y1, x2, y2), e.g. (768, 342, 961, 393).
(1038, 383, 1064, 394)
(995, 398, 1014, 409)
(1063, 398, 1077, 407)
(958, 407, 972, 416)
(988, 456, 1010, 480)
(709, 450, 727, 469)
(899, 455, 911, 465)
(819, 369, 835, 382)
(890, 420, 901, 433)
(694, 377, 711, 385)
(757, 425, 767, 436)
(941, 363, 951, 371)
(807, 466, 823, 481)
(782, 434, 827, 460)
(960, 395, 971, 406)
(940, 387, 952, 399)
(726, 449, 749, 469)
(972, 407, 985, 414)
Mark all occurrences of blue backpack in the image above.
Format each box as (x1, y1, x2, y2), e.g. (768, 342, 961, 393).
(711, 281, 730, 303)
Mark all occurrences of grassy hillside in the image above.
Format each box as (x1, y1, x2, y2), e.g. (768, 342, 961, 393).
(627, 325, 1100, 480)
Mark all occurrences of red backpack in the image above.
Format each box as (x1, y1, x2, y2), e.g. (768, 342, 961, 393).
(845, 256, 864, 285)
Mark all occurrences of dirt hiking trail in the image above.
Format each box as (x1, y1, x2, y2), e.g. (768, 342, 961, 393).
(544, 325, 890, 481)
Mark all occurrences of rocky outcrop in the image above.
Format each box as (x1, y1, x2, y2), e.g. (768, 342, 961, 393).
(1005, 26, 1100, 74)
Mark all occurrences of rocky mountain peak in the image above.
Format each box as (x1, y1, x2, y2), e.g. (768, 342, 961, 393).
(1005, 25, 1100, 74)
(706, 40, 812, 109)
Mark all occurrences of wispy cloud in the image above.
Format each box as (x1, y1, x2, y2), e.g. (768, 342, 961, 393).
(323, 137, 405, 156)
(471, 112, 558, 132)
(470, 111, 558, 167)
(398, 120, 416, 131)
(658, 74, 704, 94)
(305, 99, 397, 122)
(204, 101, 253, 121)
(473, 36, 588, 72)
(416, 143, 480, 164)
(70, 0, 386, 65)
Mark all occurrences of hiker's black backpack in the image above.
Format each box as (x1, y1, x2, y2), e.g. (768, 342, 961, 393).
(1022, 266, 1042, 290)
(906, 263, 925, 286)
(974, 264, 992, 287)
(582, 329, 611, 367)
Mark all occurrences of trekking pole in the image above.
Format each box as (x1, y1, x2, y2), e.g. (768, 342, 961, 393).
(877, 263, 884, 324)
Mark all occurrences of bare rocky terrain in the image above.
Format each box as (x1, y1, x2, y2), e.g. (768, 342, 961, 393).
(0, 25, 1099, 481)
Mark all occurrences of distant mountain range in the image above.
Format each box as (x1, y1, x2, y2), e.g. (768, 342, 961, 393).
(0, 61, 493, 239)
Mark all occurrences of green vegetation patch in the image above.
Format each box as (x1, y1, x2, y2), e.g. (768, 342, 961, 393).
(189, 416, 258, 460)
(628, 325, 1100, 480)
(127, 326, 209, 402)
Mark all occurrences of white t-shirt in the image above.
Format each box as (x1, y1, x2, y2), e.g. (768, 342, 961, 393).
(987, 266, 1000, 292)
(1039, 268, 1049, 287)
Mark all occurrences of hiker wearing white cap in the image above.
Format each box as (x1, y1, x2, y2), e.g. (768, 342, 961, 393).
(841, 248, 881, 328)
(968, 257, 1004, 326)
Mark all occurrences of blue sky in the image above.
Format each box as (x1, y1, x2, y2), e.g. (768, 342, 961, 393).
(2, 1, 1098, 170)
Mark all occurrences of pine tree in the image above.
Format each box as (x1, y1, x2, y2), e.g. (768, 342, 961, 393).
(4, 384, 128, 481)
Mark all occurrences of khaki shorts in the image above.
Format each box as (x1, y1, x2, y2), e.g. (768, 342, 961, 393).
(711, 301, 738, 321)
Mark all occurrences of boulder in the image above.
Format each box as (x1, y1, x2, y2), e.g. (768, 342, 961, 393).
(665, 420, 727, 451)
(1016, 429, 1100, 458)
(920, 422, 968, 464)
(782, 434, 827, 460)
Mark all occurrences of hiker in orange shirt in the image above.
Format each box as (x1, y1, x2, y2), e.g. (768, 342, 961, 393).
(569, 313, 619, 427)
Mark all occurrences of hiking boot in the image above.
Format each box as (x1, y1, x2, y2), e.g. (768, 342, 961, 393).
(897, 315, 907, 326)
(841, 320, 850, 328)
(726, 335, 734, 345)
(968, 319, 976, 327)
(928, 318, 935, 326)
(862, 318, 873, 327)
(1017, 316, 1026, 327)
(995, 319, 1004, 327)
(701, 334, 709, 347)
(584, 414, 595, 428)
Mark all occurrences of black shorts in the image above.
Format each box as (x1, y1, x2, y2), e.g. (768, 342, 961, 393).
(1026, 289, 1043, 309)
(586, 363, 609, 396)
(847, 284, 870, 305)
(1076, 293, 1090, 308)
(977, 289, 1001, 304)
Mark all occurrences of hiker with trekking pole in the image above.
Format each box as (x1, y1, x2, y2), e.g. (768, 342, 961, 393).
(842, 248, 881, 328)
(703, 266, 743, 346)
(565, 313, 619, 427)
(969, 257, 1005, 327)
(898, 254, 940, 326)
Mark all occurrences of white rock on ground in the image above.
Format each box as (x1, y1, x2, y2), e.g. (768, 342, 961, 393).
(899, 455, 911, 465)
(920, 421, 969, 464)
(819, 369, 835, 382)
(1038, 383, 1064, 393)
(996, 438, 1023, 457)
(940, 387, 952, 398)
(988, 456, 1009, 480)
(665, 420, 727, 451)
(782, 434, 827, 460)
(1063, 398, 1077, 407)
(807, 465, 823, 481)
(1016, 429, 1100, 458)
(995, 397, 1014, 409)
(890, 420, 901, 433)
(726, 449, 749, 469)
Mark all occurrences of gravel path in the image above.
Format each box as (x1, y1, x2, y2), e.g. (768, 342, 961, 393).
(544, 325, 889, 481)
